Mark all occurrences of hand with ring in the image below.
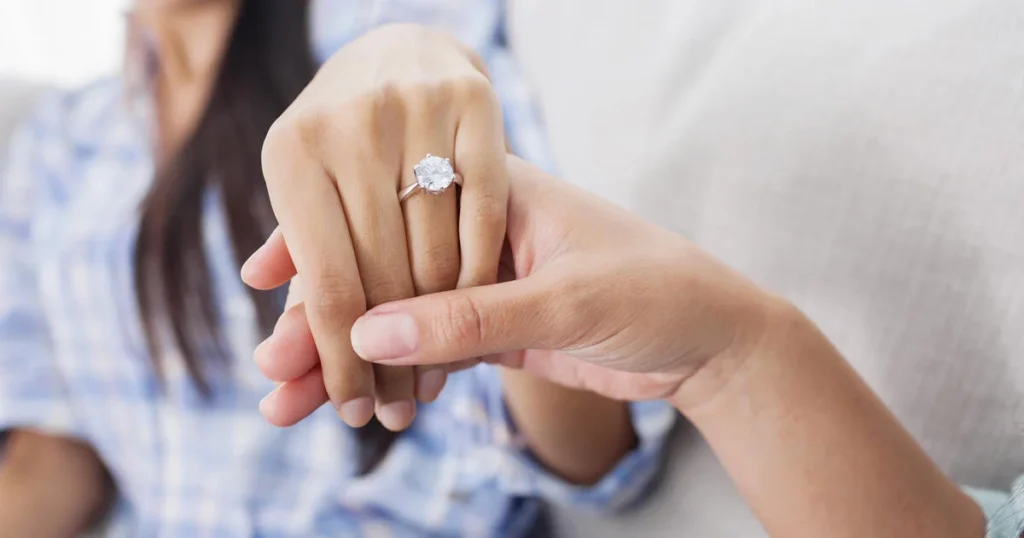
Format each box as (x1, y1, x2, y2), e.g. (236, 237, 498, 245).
(241, 24, 508, 431)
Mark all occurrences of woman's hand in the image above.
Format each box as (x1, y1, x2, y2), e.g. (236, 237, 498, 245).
(253, 155, 776, 411)
(348, 155, 777, 403)
(252, 157, 984, 538)
(243, 24, 508, 431)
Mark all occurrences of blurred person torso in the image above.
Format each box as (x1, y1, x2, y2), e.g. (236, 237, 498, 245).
(0, 1, 672, 536)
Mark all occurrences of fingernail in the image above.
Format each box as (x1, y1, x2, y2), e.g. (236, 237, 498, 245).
(258, 387, 280, 417)
(337, 397, 375, 427)
(240, 250, 262, 282)
(253, 335, 275, 367)
(376, 400, 416, 431)
(351, 313, 419, 361)
(240, 231, 275, 282)
(272, 308, 293, 335)
(417, 370, 447, 402)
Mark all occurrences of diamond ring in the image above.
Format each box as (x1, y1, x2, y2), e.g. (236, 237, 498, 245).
(399, 154, 463, 202)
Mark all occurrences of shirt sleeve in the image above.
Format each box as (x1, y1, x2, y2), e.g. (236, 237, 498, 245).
(964, 477, 1024, 538)
(0, 94, 83, 442)
(474, 366, 677, 514)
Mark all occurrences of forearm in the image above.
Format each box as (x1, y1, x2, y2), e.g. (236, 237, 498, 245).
(672, 302, 984, 538)
(0, 431, 112, 538)
(500, 364, 637, 485)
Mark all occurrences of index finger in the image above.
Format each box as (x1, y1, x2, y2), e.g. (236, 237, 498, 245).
(262, 126, 376, 427)
(241, 228, 296, 291)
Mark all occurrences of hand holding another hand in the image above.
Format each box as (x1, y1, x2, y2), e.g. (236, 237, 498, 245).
(248, 153, 982, 538)
(253, 155, 785, 422)
(347, 156, 786, 405)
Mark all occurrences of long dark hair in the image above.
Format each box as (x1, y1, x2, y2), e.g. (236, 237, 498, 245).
(133, 0, 396, 474)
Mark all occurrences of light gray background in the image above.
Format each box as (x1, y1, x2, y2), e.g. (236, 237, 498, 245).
(509, 1, 1024, 535)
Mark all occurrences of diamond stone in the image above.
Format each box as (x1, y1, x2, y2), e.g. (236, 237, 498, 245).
(413, 154, 456, 194)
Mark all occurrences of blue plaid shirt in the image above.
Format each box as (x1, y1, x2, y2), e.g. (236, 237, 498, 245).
(967, 477, 1024, 537)
(0, 1, 674, 536)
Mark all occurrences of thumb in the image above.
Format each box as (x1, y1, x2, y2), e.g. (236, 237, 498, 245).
(350, 275, 566, 366)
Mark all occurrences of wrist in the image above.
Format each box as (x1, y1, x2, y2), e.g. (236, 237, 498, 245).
(498, 364, 636, 485)
(664, 299, 986, 537)
(667, 293, 810, 414)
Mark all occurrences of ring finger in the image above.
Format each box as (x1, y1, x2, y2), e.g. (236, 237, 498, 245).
(401, 113, 461, 402)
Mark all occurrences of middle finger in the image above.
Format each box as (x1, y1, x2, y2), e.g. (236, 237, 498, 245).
(332, 155, 419, 432)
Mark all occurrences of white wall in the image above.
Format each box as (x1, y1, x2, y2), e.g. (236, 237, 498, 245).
(0, 0, 127, 88)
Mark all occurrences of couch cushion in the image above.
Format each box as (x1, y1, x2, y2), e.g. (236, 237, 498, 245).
(510, 0, 1024, 535)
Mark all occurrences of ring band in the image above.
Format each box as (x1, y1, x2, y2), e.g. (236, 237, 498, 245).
(400, 154, 462, 202)
(398, 173, 463, 201)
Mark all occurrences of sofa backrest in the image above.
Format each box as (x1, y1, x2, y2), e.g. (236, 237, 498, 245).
(509, 2, 1024, 534)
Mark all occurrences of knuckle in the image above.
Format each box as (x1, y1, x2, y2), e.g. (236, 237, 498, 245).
(261, 115, 319, 180)
(363, 277, 412, 307)
(333, 88, 404, 158)
(323, 366, 372, 401)
(413, 247, 461, 294)
(385, 79, 455, 129)
(309, 274, 365, 320)
(367, 81, 404, 112)
(394, 79, 438, 111)
(471, 192, 508, 229)
(320, 344, 375, 399)
(435, 294, 486, 351)
(390, 75, 496, 119)
(283, 91, 400, 162)
(377, 363, 415, 381)
(345, 198, 384, 241)
(321, 107, 372, 154)
(449, 74, 497, 108)
(375, 364, 415, 395)
(356, 191, 385, 219)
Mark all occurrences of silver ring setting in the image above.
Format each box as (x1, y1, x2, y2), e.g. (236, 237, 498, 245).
(399, 154, 462, 202)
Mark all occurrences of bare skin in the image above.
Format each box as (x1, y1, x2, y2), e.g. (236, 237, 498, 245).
(0, 2, 239, 536)
(246, 23, 639, 483)
(252, 156, 986, 536)
(0, 431, 112, 538)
